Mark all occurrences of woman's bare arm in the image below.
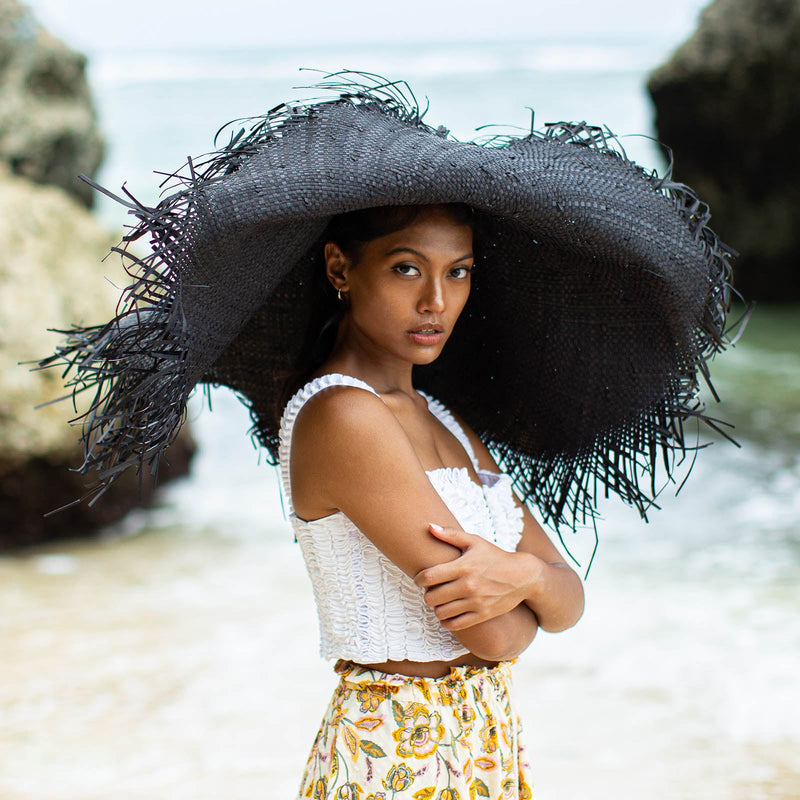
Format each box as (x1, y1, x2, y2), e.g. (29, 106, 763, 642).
(290, 386, 538, 661)
(413, 412, 585, 634)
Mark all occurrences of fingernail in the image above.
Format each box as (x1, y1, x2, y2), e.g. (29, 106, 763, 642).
(429, 523, 443, 533)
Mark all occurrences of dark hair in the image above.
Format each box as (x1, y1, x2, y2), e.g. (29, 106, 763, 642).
(327, 203, 474, 263)
(276, 204, 474, 417)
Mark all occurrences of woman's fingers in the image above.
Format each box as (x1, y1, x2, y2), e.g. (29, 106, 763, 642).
(429, 597, 490, 629)
(414, 524, 482, 588)
(414, 557, 465, 589)
(428, 523, 475, 547)
(425, 582, 510, 623)
(422, 580, 467, 607)
(415, 525, 531, 628)
(440, 612, 483, 631)
(430, 597, 474, 621)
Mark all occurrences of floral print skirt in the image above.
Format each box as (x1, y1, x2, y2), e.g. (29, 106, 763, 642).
(297, 660, 533, 799)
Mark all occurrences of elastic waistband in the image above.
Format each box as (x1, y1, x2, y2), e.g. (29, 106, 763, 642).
(334, 659, 514, 690)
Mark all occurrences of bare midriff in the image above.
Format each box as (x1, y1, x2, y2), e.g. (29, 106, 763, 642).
(358, 654, 498, 678)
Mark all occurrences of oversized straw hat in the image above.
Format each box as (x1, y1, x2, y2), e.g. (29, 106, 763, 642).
(41, 71, 737, 529)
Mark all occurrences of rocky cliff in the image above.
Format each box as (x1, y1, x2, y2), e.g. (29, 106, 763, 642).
(0, 2, 194, 550)
(0, 165, 195, 549)
(0, 0, 103, 206)
(648, 0, 800, 301)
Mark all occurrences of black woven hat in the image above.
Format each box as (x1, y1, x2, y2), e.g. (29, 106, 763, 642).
(41, 71, 738, 529)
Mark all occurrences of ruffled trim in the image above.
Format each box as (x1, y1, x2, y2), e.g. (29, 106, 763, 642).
(427, 467, 523, 552)
(335, 658, 514, 688)
(427, 467, 493, 538)
(478, 470, 524, 552)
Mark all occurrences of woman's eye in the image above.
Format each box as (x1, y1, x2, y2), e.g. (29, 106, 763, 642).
(451, 266, 473, 278)
(393, 264, 419, 276)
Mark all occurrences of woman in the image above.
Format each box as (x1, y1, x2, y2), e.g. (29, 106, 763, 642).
(280, 203, 584, 797)
(40, 74, 735, 799)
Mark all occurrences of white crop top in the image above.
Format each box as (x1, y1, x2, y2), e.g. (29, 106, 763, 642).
(278, 373, 524, 662)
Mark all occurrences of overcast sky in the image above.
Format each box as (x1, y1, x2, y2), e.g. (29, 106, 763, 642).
(27, 0, 709, 51)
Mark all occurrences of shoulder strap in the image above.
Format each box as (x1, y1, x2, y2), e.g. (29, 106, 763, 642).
(418, 392, 480, 472)
(278, 373, 381, 515)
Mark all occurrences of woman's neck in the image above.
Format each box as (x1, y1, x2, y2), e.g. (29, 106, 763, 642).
(318, 355, 416, 397)
(323, 322, 417, 396)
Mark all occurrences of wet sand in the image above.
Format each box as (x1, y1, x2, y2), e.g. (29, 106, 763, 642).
(2, 514, 798, 800)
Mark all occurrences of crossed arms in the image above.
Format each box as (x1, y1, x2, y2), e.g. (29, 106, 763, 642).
(290, 387, 584, 662)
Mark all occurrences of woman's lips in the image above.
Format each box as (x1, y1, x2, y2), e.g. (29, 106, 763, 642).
(406, 326, 444, 346)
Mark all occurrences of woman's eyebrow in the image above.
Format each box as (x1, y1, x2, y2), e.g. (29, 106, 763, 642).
(384, 246, 428, 260)
(384, 246, 475, 263)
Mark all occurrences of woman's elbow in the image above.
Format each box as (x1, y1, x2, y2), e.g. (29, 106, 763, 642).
(475, 630, 537, 662)
(538, 593, 585, 634)
(539, 615, 581, 634)
(460, 614, 538, 661)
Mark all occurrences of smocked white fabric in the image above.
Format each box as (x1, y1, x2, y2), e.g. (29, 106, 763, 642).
(278, 373, 524, 662)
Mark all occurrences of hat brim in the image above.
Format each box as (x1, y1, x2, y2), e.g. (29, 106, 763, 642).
(41, 73, 737, 530)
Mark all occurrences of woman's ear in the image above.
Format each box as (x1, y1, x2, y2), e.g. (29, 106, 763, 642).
(324, 242, 350, 293)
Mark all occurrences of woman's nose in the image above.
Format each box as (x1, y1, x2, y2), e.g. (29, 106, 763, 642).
(418, 278, 446, 313)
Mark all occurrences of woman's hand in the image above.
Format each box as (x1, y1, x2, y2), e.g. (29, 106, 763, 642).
(413, 523, 541, 631)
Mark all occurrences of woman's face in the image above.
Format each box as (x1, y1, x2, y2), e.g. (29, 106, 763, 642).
(327, 207, 474, 367)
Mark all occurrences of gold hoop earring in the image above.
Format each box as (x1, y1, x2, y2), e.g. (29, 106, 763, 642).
(337, 288, 344, 301)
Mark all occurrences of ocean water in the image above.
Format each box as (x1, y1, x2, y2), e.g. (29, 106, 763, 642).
(2, 39, 799, 800)
(87, 39, 673, 226)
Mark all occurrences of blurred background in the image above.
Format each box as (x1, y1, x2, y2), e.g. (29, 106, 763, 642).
(1, 0, 798, 798)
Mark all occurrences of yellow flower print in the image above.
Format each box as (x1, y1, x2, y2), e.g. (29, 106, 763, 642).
(393, 702, 445, 758)
(332, 683, 348, 706)
(335, 782, 363, 800)
(298, 667, 532, 800)
(313, 777, 327, 799)
(357, 684, 390, 713)
(464, 666, 481, 680)
(384, 762, 414, 792)
(412, 678, 433, 703)
(330, 684, 350, 725)
(500, 719, 512, 749)
(458, 703, 476, 736)
(468, 777, 490, 800)
(479, 716, 498, 754)
(437, 679, 467, 707)
(500, 778, 517, 799)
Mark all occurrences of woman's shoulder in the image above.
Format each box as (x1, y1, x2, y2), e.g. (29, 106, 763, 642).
(283, 373, 379, 429)
(295, 379, 386, 432)
(288, 377, 431, 518)
(288, 374, 404, 463)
